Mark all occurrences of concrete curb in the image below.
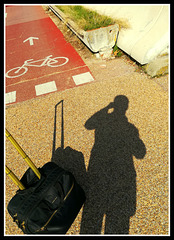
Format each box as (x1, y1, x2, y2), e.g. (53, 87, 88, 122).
(48, 5, 119, 57)
(48, 5, 168, 77)
(144, 55, 168, 77)
(83, 5, 169, 77)
(84, 5, 169, 64)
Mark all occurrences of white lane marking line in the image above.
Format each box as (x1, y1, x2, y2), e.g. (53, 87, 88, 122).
(5, 91, 16, 104)
(35, 81, 57, 96)
(72, 72, 94, 85)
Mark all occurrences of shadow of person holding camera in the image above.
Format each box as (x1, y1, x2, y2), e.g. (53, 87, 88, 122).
(80, 95, 146, 234)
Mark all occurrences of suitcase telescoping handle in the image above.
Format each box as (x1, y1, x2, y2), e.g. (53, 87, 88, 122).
(52, 100, 64, 158)
(5, 165, 25, 190)
(5, 129, 41, 189)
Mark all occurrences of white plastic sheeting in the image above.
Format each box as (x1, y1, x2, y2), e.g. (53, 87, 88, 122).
(84, 4, 169, 64)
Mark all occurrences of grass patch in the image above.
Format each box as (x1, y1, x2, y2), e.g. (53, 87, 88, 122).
(56, 5, 116, 31)
(113, 45, 123, 57)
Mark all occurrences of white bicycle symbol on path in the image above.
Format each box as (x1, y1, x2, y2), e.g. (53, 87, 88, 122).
(6, 55, 69, 78)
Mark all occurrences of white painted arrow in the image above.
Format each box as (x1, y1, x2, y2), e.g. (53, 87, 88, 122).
(23, 37, 39, 46)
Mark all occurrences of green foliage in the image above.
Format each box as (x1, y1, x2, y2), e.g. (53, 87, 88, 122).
(113, 45, 123, 57)
(56, 5, 115, 31)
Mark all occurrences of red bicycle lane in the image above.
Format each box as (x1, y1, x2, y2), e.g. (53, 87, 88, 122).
(5, 5, 95, 105)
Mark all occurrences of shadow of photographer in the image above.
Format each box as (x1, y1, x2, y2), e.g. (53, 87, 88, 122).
(80, 95, 146, 234)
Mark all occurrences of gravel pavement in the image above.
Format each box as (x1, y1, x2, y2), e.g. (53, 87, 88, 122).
(5, 8, 169, 235)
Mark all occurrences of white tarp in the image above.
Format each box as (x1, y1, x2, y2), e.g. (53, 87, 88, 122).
(84, 4, 169, 64)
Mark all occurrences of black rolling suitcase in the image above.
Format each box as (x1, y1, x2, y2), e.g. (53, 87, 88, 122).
(5, 101, 86, 234)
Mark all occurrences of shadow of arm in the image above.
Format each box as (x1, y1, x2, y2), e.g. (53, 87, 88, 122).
(133, 139, 146, 159)
(129, 126, 146, 159)
(85, 104, 113, 130)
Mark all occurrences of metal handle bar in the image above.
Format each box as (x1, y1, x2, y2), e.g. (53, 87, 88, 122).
(5, 166, 25, 190)
(5, 129, 41, 180)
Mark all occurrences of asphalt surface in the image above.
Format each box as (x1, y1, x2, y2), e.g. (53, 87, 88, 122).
(5, 5, 169, 236)
(5, 5, 94, 105)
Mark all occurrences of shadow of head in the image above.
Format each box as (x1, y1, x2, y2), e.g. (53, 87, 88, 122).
(109, 95, 129, 116)
(114, 95, 129, 111)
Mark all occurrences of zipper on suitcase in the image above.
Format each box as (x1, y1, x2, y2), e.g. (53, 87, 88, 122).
(12, 213, 25, 231)
(35, 181, 74, 233)
(39, 209, 58, 232)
